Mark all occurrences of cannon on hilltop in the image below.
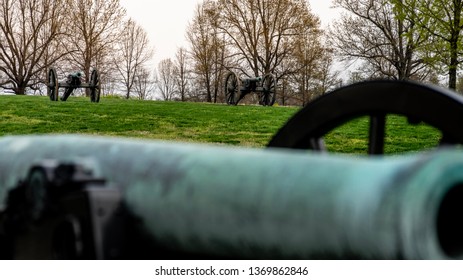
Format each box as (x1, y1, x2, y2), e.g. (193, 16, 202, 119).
(47, 68, 101, 103)
(1, 80, 463, 259)
(224, 71, 276, 106)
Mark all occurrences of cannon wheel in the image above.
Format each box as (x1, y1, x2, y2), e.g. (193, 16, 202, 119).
(268, 80, 463, 154)
(89, 69, 101, 103)
(48, 68, 59, 101)
(224, 72, 241, 105)
(260, 73, 276, 106)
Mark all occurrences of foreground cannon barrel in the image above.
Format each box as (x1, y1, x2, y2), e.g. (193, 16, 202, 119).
(0, 135, 462, 259)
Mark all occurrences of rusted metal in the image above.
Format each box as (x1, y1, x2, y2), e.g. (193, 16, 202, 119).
(0, 135, 462, 259)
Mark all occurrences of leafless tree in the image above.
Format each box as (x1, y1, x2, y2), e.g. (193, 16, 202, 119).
(64, 0, 126, 93)
(156, 59, 178, 101)
(283, 25, 327, 105)
(134, 67, 155, 100)
(101, 76, 119, 97)
(216, 0, 319, 77)
(0, 0, 69, 95)
(173, 48, 191, 102)
(114, 19, 154, 99)
(186, 0, 228, 103)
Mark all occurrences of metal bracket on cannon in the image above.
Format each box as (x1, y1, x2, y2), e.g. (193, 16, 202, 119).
(47, 68, 101, 103)
(0, 160, 124, 259)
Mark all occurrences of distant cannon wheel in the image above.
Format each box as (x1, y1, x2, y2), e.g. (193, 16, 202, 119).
(268, 80, 463, 154)
(89, 69, 101, 103)
(224, 72, 240, 105)
(48, 68, 59, 101)
(260, 73, 276, 106)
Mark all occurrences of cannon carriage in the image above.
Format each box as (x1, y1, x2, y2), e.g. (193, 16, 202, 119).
(47, 68, 101, 103)
(224, 71, 276, 106)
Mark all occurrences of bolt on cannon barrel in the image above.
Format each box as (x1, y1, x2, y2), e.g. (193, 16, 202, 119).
(0, 135, 463, 259)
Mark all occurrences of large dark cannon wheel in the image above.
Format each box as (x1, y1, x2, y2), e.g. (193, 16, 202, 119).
(268, 80, 463, 154)
(89, 69, 101, 103)
(224, 71, 240, 105)
(47, 68, 59, 101)
(260, 73, 276, 106)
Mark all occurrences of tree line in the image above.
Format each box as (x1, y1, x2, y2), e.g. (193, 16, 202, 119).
(150, 0, 337, 105)
(331, 0, 463, 91)
(3, 0, 463, 105)
(0, 0, 334, 105)
(0, 0, 153, 98)
(151, 0, 463, 102)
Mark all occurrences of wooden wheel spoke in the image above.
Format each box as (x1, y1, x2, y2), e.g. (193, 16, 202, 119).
(309, 138, 326, 152)
(368, 114, 386, 155)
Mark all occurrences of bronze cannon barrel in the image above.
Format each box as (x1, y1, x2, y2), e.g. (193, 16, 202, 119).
(0, 135, 462, 259)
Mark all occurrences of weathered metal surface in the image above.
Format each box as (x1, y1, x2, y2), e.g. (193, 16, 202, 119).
(0, 135, 462, 259)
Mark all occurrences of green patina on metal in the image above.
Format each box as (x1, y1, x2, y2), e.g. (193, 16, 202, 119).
(0, 135, 462, 259)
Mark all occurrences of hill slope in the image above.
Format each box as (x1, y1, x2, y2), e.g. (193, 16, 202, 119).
(0, 96, 441, 153)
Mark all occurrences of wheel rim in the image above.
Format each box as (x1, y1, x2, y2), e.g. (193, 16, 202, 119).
(225, 72, 239, 105)
(268, 80, 463, 154)
(48, 68, 59, 101)
(90, 69, 100, 103)
(261, 73, 276, 106)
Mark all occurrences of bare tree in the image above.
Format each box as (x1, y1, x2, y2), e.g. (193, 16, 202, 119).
(114, 19, 154, 99)
(173, 47, 191, 101)
(216, 0, 318, 77)
(134, 67, 155, 100)
(330, 0, 431, 81)
(316, 54, 343, 97)
(283, 25, 327, 105)
(156, 59, 177, 101)
(186, 0, 228, 102)
(0, 0, 68, 95)
(64, 0, 126, 93)
(101, 75, 118, 97)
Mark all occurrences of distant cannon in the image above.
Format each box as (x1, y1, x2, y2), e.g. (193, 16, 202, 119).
(47, 68, 101, 102)
(224, 71, 276, 106)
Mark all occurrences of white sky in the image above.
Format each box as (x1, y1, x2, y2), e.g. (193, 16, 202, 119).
(119, 0, 338, 67)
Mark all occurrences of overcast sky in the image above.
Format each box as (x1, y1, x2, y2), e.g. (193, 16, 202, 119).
(119, 0, 338, 67)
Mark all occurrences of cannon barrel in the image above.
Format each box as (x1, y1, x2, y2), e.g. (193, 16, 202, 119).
(0, 135, 462, 259)
(243, 76, 262, 83)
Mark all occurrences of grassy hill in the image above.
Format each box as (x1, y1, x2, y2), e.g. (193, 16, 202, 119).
(0, 95, 441, 154)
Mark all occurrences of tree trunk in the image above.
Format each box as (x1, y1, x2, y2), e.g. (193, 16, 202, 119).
(14, 80, 27, 95)
(449, 38, 459, 90)
(449, 5, 462, 90)
(15, 87, 27, 95)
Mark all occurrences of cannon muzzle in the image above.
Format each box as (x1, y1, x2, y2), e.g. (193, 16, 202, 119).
(0, 135, 462, 259)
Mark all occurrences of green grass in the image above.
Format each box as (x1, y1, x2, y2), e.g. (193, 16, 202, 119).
(0, 95, 441, 154)
(0, 95, 296, 147)
(325, 116, 441, 154)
